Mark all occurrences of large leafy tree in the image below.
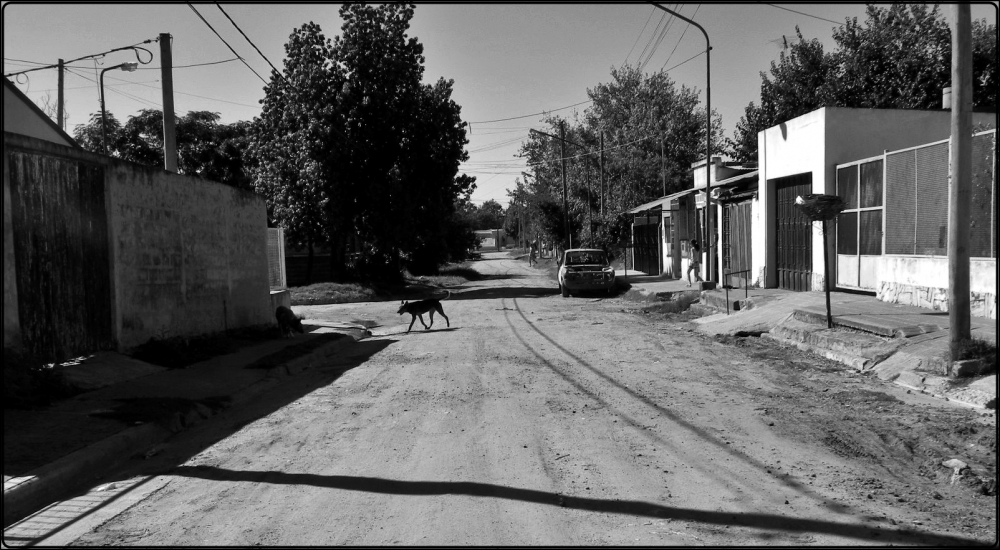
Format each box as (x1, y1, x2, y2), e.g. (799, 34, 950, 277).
(248, 21, 344, 281)
(248, 3, 473, 280)
(331, 3, 471, 278)
(728, 4, 997, 162)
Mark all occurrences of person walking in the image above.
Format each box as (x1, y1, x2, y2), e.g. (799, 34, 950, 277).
(687, 239, 703, 287)
(529, 242, 537, 267)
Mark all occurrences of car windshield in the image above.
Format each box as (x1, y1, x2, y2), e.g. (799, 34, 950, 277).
(565, 251, 608, 266)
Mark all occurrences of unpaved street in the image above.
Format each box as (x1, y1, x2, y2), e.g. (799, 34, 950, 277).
(66, 252, 995, 546)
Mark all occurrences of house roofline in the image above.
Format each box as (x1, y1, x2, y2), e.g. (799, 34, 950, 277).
(4, 77, 81, 148)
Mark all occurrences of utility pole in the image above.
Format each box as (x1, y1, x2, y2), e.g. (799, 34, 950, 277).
(57, 59, 65, 130)
(560, 121, 570, 249)
(948, 4, 972, 360)
(661, 134, 666, 197)
(160, 33, 178, 172)
(600, 131, 605, 217)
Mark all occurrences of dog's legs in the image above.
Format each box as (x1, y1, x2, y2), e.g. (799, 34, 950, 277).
(436, 304, 450, 327)
(426, 311, 435, 330)
(418, 314, 429, 330)
(407, 316, 417, 333)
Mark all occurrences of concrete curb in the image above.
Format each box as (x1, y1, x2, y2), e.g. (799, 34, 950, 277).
(2, 330, 366, 529)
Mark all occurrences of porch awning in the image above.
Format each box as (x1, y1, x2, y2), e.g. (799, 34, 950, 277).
(625, 188, 698, 214)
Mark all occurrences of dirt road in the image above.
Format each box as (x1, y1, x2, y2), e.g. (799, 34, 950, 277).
(64, 252, 995, 546)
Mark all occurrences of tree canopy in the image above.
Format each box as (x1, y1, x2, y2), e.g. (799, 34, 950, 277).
(72, 109, 253, 190)
(247, 4, 476, 279)
(516, 63, 724, 255)
(728, 4, 998, 162)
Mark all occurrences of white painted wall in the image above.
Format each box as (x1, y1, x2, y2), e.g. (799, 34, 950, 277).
(756, 107, 997, 290)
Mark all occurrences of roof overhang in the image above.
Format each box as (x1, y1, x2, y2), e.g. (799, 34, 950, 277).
(626, 188, 698, 214)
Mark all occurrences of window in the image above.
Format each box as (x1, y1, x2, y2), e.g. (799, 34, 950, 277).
(837, 159, 883, 256)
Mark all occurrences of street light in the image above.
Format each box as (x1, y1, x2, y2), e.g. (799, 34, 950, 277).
(100, 62, 138, 155)
(650, 3, 713, 282)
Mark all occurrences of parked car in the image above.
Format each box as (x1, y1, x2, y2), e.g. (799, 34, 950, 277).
(558, 248, 616, 297)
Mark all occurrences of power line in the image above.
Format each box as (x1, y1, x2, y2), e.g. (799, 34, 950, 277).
(763, 4, 843, 26)
(5, 56, 241, 72)
(624, 6, 656, 65)
(469, 100, 592, 124)
(3, 40, 154, 78)
(663, 50, 704, 73)
(215, 3, 285, 82)
(661, 4, 701, 70)
(186, 3, 267, 84)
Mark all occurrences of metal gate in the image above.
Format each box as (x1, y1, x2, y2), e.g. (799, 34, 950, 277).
(7, 150, 115, 360)
(773, 173, 813, 291)
(722, 200, 752, 287)
(632, 216, 661, 275)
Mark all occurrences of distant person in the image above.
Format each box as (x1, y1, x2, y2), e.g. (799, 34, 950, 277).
(687, 239, 703, 287)
(529, 244, 537, 266)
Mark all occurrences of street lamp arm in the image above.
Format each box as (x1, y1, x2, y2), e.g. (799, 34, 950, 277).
(649, 3, 710, 50)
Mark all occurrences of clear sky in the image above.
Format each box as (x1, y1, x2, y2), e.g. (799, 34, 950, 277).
(4, 2, 996, 208)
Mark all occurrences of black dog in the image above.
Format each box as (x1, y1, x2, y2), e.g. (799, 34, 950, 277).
(275, 306, 305, 338)
(397, 290, 451, 333)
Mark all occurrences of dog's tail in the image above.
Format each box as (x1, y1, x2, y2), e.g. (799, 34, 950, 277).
(440, 290, 452, 301)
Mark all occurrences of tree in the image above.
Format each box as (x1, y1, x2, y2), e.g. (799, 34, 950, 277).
(727, 28, 835, 162)
(72, 109, 253, 190)
(331, 3, 471, 279)
(247, 21, 346, 283)
(517, 63, 723, 256)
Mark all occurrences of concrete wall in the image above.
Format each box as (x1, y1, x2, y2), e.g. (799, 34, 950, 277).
(3, 132, 271, 354)
(106, 161, 271, 348)
(756, 107, 997, 290)
(3, 150, 20, 348)
(877, 256, 997, 319)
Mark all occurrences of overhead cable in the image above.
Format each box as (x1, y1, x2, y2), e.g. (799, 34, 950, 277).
(215, 3, 286, 82)
(187, 3, 267, 84)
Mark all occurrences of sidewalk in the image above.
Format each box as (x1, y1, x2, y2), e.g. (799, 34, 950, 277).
(618, 271, 997, 410)
(3, 321, 372, 533)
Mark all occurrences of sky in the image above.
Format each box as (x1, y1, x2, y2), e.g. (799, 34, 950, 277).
(4, 2, 996, 208)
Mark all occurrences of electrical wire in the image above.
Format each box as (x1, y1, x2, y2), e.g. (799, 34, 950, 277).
(624, 6, 656, 65)
(763, 4, 843, 26)
(661, 4, 701, 70)
(469, 100, 592, 124)
(215, 3, 286, 82)
(186, 3, 267, 84)
(3, 40, 155, 78)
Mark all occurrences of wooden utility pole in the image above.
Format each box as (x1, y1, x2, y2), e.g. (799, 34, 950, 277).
(600, 131, 605, 216)
(160, 33, 178, 172)
(948, 4, 972, 360)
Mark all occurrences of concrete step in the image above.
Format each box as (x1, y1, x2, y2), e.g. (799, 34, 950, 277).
(792, 308, 941, 339)
(765, 316, 906, 370)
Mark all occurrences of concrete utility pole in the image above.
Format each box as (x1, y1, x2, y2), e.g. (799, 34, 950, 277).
(651, 3, 712, 282)
(948, 4, 972, 360)
(57, 59, 65, 130)
(561, 121, 570, 249)
(160, 33, 178, 172)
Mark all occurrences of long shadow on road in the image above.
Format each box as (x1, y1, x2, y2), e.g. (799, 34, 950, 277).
(167, 466, 984, 547)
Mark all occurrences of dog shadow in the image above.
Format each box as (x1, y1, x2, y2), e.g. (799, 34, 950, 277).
(399, 327, 460, 335)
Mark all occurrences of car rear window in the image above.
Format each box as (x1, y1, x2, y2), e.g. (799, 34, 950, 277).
(566, 252, 607, 265)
